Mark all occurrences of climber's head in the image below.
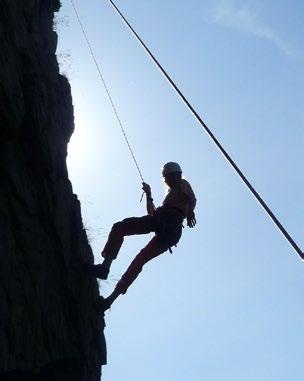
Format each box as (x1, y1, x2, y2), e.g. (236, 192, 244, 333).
(161, 162, 182, 188)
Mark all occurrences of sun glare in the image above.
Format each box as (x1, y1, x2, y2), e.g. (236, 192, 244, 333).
(67, 119, 91, 162)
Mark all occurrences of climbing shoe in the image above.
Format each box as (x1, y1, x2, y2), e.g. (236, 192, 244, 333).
(84, 263, 110, 280)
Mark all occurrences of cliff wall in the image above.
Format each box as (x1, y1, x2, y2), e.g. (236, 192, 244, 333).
(0, 1, 106, 379)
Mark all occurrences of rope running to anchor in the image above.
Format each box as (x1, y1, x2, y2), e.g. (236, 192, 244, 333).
(70, 0, 145, 183)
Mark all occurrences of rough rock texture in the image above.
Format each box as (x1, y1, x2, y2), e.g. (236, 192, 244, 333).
(0, 1, 106, 379)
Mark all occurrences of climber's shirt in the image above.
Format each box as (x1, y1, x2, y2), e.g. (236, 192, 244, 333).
(162, 179, 196, 218)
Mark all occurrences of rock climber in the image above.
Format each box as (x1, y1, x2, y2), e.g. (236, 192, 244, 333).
(88, 162, 197, 311)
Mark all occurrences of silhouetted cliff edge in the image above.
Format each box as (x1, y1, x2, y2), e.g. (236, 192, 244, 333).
(0, 1, 106, 379)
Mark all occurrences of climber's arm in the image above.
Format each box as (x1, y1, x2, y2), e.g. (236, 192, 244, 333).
(182, 180, 197, 228)
(186, 197, 197, 228)
(142, 182, 156, 215)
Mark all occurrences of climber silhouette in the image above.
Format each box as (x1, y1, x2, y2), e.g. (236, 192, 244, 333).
(87, 162, 197, 311)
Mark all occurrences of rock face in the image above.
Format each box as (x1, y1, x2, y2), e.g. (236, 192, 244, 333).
(0, 1, 106, 380)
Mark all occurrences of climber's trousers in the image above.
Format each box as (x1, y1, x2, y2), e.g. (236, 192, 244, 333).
(102, 215, 160, 260)
(115, 236, 167, 294)
(101, 216, 168, 294)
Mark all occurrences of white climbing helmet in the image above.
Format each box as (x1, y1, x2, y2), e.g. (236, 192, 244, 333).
(161, 162, 182, 176)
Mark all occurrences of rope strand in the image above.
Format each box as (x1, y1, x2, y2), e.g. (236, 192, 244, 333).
(106, 0, 303, 260)
(70, 0, 145, 183)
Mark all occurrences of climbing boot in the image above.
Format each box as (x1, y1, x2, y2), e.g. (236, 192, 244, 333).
(84, 263, 110, 280)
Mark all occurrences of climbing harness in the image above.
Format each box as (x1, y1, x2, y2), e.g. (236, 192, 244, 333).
(70, 0, 303, 260)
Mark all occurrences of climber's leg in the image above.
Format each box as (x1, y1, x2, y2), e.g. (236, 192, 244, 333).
(86, 215, 156, 279)
(102, 236, 168, 310)
(101, 215, 156, 259)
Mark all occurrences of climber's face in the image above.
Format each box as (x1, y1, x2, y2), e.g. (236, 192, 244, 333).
(163, 172, 181, 188)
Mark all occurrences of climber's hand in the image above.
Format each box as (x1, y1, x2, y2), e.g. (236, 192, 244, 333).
(142, 182, 152, 197)
(187, 211, 196, 228)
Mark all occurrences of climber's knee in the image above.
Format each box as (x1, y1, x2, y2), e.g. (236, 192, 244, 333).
(110, 221, 124, 237)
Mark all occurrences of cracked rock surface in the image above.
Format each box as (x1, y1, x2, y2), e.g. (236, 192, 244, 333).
(0, 1, 106, 379)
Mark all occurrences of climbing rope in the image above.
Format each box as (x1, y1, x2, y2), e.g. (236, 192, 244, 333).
(70, 0, 145, 183)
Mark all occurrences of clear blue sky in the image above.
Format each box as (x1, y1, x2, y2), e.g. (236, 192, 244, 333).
(57, 1, 303, 380)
